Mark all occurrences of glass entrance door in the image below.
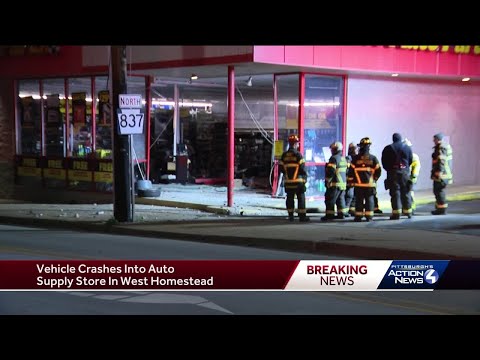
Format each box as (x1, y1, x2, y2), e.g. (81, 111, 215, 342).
(273, 73, 345, 198)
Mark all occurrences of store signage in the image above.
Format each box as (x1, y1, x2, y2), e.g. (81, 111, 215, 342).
(94, 160, 113, 184)
(44, 159, 66, 180)
(388, 45, 480, 55)
(17, 157, 42, 177)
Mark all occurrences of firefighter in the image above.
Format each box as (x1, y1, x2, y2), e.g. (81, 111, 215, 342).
(346, 142, 382, 216)
(403, 138, 421, 214)
(279, 134, 310, 222)
(347, 137, 381, 222)
(431, 132, 453, 215)
(381, 133, 413, 219)
(322, 141, 348, 221)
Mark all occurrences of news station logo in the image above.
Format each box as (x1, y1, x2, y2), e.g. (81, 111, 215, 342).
(377, 260, 450, 290)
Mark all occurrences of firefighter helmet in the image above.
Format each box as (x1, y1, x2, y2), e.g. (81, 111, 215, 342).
(404, 138, 412, 147)
(288, 134, 299, 145)
(330, 141, 343, 153)
(358, 137, 372, 147)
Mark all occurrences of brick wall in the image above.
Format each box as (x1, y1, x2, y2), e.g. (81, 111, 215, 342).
(0, 79, 15, 198)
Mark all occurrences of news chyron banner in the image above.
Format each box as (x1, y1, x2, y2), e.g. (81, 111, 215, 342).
(0, 260, 478, 291)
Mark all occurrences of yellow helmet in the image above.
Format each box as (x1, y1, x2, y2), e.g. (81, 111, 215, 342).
(358, 137, 372, 147)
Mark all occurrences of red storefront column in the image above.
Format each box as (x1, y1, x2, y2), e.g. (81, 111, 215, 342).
(227, 66, 235, 207)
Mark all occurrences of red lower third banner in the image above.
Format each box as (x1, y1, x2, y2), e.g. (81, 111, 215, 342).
(0, 260, 479, 291)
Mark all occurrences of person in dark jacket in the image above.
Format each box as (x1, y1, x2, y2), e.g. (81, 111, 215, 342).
(431, 132, 453, 215)
(345, 142, 357, 216)
(279, 134, 310, 222)
(347, 137, 381, 222)
(322, 141, 348, 221)
(381, 133, 413, 219)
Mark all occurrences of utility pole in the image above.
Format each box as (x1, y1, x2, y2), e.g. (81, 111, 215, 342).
(111, 46, 134, 222)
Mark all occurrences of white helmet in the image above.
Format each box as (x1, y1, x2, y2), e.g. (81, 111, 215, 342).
(404, 138, 412, 147)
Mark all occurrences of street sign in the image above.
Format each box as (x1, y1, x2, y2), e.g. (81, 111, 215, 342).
(119, 94, 142, 109)
(117, 109, 145, 135)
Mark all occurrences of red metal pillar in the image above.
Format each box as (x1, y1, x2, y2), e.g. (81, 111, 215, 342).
(145, 75, 152, 180)
(298, 73, 305, 154)
(342, 75, 348, 156)
(64, 78, 70, 157)
(39, 80, 45, 157)
(227, 65, 235, 207)
(271, 74, 279, 196)
(91, 76, 96, 153)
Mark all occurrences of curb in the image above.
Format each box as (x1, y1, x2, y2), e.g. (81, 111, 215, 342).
(0, 215, 477, 261)
(135, 191, 480, 216)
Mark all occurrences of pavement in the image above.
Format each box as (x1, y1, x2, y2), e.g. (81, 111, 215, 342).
(0, 183, 480, 260)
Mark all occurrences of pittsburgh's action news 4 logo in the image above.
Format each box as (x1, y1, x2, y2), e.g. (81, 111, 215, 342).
(377, 260, 450, 290)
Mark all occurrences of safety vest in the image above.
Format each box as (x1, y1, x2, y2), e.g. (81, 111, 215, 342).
(325, 153, 347, 190)
(347, 153, 381, 188)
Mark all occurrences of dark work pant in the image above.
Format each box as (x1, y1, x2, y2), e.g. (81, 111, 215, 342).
(388, 170, 412, 216)
(325, 187, 346, 217)
(354, 187, 375, 219)
(286, 185, 306, 218)
(374, 195, 380, 210)
(433, 181, 448, 209)
(345, 186, 355, 212)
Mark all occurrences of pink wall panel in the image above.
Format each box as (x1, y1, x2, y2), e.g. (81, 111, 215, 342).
(313, 46, 342, 67)
(438, 52, 460, 75)
(340, 46, 379, 70)
(392, 50, 416, 73)
(284, 46, 314, 65)
(346, 76, 480, 192)
(414, 51, 437, 74)
(254, 46, 480, 79)
(460, 55, 480, 77)
(253, 46, 285, 63)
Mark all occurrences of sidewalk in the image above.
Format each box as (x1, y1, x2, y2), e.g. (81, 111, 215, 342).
(0, 184, 479, 260)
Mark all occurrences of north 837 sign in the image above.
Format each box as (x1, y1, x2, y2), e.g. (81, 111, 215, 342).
(117, 109, 144, 135)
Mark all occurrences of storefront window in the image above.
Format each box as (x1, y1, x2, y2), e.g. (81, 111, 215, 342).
(178, 84, 227, 179)
(234, 75, 274, 183)
(95, 76, 112, 159)
(149, 83, 174, 182)
(42, 78, 67, 189)
(303, 75, 344, 163)
(276, 74, 300, 145)
(302, 75, 344, 197)
(17, 80, 41, 156)
(66, 77, 93, 191)
(68, 77, 93, 158)
(43, 79, 65, 157)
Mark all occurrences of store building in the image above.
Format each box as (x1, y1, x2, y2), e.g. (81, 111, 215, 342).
(0, 45, 479, 204)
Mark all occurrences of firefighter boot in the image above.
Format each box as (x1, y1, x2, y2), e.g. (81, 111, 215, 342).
(288, 213, 295, 222)
(431, 208, 446, 215)
(321, 215, 335, 221)
(299, 215, 310, 222)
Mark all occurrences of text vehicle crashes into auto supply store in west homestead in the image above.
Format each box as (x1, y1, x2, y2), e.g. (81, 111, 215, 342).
(0, 45, 478, 205)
